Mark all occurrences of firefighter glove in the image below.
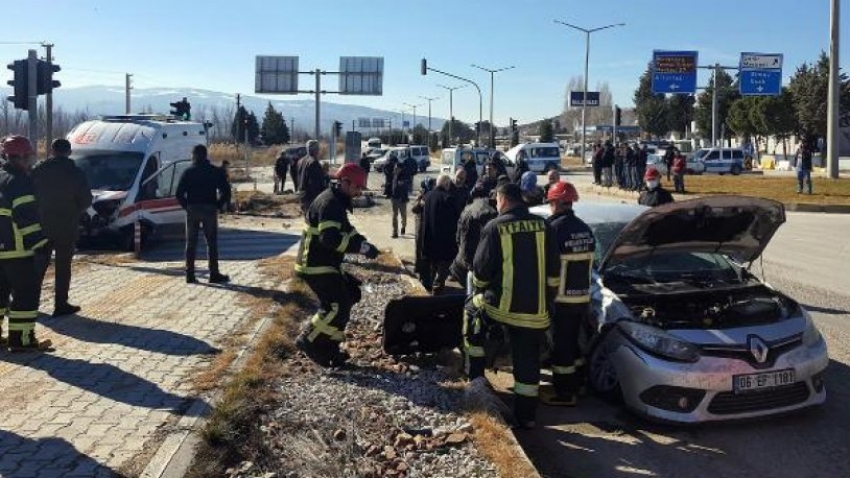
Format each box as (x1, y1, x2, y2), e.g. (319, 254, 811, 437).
(360, 242, 379, 259)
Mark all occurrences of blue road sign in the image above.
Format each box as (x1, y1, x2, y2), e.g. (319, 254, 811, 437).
(570, 91, 600, 107)
(652, 50, 698, 94)
(739, 52, 783, 96)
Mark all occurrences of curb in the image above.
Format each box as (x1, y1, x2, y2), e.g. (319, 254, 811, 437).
(580, 185, 850, 214)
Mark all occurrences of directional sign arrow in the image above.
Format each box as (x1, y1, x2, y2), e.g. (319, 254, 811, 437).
(757, 86, 764, 93)
(670, 84, 680, 90)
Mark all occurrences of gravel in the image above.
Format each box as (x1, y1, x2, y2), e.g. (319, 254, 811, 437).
(227, 256, 499, 478)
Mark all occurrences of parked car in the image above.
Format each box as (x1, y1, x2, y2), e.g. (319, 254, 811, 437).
(373, 146, 410, 173)
(504, 143, 561, 173)
(693, 147, 746, 175)
(529, 197, 828, 423)
(646, 152, 706, 175)
(440, 147, 516, 177)
(364, 148, 387, 162)
(407, 145, 431, 172)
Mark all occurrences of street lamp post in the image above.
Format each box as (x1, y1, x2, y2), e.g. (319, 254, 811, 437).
(421, 60, 484, 146)
(403, 102, 423, 143)
(471, 64, 515, 149)
(437, 84, 467, 146)
(419, 95, 439, 149)
(554, 20, 625, 163)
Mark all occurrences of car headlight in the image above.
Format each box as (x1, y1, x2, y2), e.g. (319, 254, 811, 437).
(802, 307, 823, 347)
(619, 322, 701, 363)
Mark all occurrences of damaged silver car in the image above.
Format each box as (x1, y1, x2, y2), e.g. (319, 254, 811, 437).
(532, 196, 828, 423)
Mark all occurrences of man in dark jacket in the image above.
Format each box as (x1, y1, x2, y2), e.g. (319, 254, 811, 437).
(0, 136, 51, 351)
(421, 174, 461, 294)
(638, 166, 674, 207)
(462, 152, 479, 189)
(385, 155, 411, 238)
(623, 144, 636, 191)
(294, 164, 379, 367)
(450, 168, 470, 212)
(663, 147, 676, 182)
(359, 152, 372, 189)
(273, 148, 290, 194)
(635, 144, 649, 191)
(297, 140, 325, 214)
(289, 150, 300, 192)
(511, 151, 530, 184)
(450, 182, 497, 285)
(591, 142, 603, 185)
(541, 181, 595, 406)
(601, 141, 615, 187)
(31, 139, 93, 317)
(176, 145, 231, 284)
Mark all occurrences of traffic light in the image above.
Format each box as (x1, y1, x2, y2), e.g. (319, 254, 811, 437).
(36, 60, 61, 95)
(333, 121, 342, 137)
(614, 106, 622, 127)
(421, 58, 427, 76)
(170, 98, 191, 120)
(6, 60, 28, 110)
(510, 117, 518, 132)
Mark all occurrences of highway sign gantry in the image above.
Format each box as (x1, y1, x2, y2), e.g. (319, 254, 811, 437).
(740, 52, 783, 96)
(652, 50, 698, 94)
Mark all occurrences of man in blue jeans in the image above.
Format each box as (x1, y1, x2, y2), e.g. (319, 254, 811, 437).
(795, 142, 813, 194)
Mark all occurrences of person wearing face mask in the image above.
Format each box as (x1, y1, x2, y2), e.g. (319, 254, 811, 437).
(0, 136, 52, 352)
(638, 167, 674, 207)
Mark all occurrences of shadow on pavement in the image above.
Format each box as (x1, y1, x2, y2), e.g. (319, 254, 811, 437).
(803, 303, 849, 315)
(514, 359, 850, 478)
(0, 429, 122, 477)
(140, 227, 299, 262)
(2, 353, 209, 415)
(39, 314, 219, 357)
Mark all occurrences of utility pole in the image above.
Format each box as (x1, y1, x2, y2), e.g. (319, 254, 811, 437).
(827, 0, 841, 178)
(42, 43, 54, 149)
(418, 95, 438, 135)
(290, 117, 295, 143)
(472, 64, 515, 149)
(711, 63, 719, 147)
(235, 93, 241, 153)
(314, 69, 321, 140)
(27, 49, 37, 142)
(438, 84, 467, 146)
(125, 73, 133, 114)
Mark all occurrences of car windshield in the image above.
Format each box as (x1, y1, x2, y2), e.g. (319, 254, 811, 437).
(606, 252, 738, 283)
(71, 151, 144, 191)
(588, 221, 630, 265)
(694, 149, 710, 160)
(531, 147, 560, 158)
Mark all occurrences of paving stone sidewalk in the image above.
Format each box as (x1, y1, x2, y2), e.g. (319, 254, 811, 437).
(0, 223, 298, 478)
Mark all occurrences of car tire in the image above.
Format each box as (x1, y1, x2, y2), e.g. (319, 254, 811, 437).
(588, 330, 623, 402)
(731, 164, 742, 175)
(118, 222, 151, 252)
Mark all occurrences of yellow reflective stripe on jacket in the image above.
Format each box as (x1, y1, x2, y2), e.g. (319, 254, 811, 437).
(499, 231, 513, 311)
(513, 382, 539, 397)
(18, 223, 42, 237)
(317, 220, 342, 232)
(472, 274, 489, 289)
(0, 250, 34, 259)
(555, 295, 590, 304)
(307, 307, 345, 342)
(30, 238, 47, 250)
(0, 208, 10, 216)
(552, 364, 577, 375)
(11, 195, 35, 209)
(547, 276, 561, 287)
(483, 304, 550, 329)
(294, 264, 340, 275)
(8, 310, 38, 319)
(336, 229, 358, 254)
(556, 251, 593, 304)
(535, 230, 545, 315)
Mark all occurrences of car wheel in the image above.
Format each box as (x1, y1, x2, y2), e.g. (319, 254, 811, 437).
(731, 164, 742, 175)
(588, 330, 623, 402)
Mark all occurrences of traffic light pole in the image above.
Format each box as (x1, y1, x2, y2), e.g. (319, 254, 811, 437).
(43, 43, 54, 149)
(27, 50, 37, 142)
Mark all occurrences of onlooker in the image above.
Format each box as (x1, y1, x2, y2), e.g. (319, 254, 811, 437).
(421, 174, 460, 294)
(389, 155, 411, 238)
(542, 169, 560, 198)
(591, 142, 603, 185)
(289, 150, 300, 192)
(614, 143, 625, 189)
(31, 138, 93, 317)
(663, 147, 676, 182)
(412, 177, 437, 289)
(462, 152, 478, 189)
(795, 141, 813, 194)
(636, 144, 649, 191)
(451, 168, 470, 212)
(176, 145, 231, 284)
(520, 171, 544, 206)
(672, 153, 687, 193)
(601, 140, 615, 187)
(219, 160, 233, 212)
(359, 151, 372, 189)
(638, 167, 674, 207)
(512, 151, 530, 184)
(624, 144, 636, 191)
(450, 181, 497, 285)
(273, 148, 290, 194)
(403, 152, 418, 195)
(297, 140, 325, 215)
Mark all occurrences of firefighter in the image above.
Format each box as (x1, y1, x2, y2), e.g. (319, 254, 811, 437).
(449, 181, 497, 285)
(540, 181, 595, 406)
(464, 182, 560, 428)
(294, 163, 379, 367)
(0, 136, 51, 351)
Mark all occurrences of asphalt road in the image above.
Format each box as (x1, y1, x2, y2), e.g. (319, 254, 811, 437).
(515, 211, 850, 478)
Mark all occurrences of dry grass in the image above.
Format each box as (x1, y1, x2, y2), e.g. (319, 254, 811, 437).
(560, 155, 585, 170)
(469, 412, 539, 478)
(233, 190, 301, 217)
(209, 142, 337, 168)
(681, 175, 850, 205)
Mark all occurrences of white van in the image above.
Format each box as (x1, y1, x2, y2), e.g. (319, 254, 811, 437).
(440, 147, 515, 177)
(504, 143, 561, 173)
(68, 115, 208, 248)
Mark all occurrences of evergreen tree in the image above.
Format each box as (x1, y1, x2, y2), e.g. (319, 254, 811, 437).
(694, 69, 740, 142)
(260, 102, 290, 145)
(539, 119, 554, 143)
(633, 62, 670, 138)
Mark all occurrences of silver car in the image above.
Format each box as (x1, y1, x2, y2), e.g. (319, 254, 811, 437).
(531, 196, 828, 423)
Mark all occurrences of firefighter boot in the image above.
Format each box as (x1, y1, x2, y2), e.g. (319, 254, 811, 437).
(8, 330, 53, 353)
(295, 333, 349, 368)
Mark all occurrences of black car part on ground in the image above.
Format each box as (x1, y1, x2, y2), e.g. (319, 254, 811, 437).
(383, 294, 465, 355)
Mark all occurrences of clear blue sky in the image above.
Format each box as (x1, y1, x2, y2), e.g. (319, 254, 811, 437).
(3, 0, 847, 126)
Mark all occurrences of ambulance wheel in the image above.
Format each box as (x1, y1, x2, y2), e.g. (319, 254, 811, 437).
(118, 223, 150, 252)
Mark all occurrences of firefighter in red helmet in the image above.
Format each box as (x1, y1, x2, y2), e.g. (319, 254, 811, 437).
(0, 136, 52, 351)
(294, 163, 380, 367)
(539, 181, 595, 406)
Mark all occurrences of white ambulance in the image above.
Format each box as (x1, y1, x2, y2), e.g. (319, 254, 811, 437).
(67, 115, 208, 249)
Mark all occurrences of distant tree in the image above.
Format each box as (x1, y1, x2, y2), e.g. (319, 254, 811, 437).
(667, 94, 695, 136)
(231, 107, 260, 144)
(634, 62, 670, 138)
(539, 119, 554, 143)
(260, 102, 290, 145)
(695, 69, 740, 143)
(440, 119, 475, 146)
(725, 97, 758, 140)
(753, 88, 797, 157)
(412, 124, 430, 145)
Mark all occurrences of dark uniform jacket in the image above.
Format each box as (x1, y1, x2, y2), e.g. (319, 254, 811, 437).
(31, 157, 92, 243)
(638, 187, 674, 207)
(452, 197, 497, 275)
(546, 209, 595, 305)
(511, 160, 530, 184)
(602, 145, 616, 168)
(471, 204, 559, 329)
(295, 186, 366, 275)
(176, 159, 231, 210)
(274, 154, 290, 179)
(421, 187, 460, 262)
(463, 160, 479, 189)
(297, 155, 326, 210)
(391, 163, 412, 202)
(0, 164, 47, 259)
(450, 183, 470, 212)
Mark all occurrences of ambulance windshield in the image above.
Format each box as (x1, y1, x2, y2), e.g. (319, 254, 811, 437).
(71, 151, 145, 191)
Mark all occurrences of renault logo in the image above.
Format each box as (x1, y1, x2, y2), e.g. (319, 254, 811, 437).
(748, 336, 770, 364)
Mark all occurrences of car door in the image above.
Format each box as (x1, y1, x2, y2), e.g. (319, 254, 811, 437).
(137, 160, 191, 232)
(703, 150, 721, 173)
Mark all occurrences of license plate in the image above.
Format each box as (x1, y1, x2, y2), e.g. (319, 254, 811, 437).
(733, 369, 796, 393)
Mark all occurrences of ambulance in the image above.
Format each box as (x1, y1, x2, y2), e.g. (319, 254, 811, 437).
(67, 115, 209, 249)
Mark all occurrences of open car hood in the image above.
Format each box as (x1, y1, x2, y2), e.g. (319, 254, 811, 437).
(599, 195, 786, 269)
